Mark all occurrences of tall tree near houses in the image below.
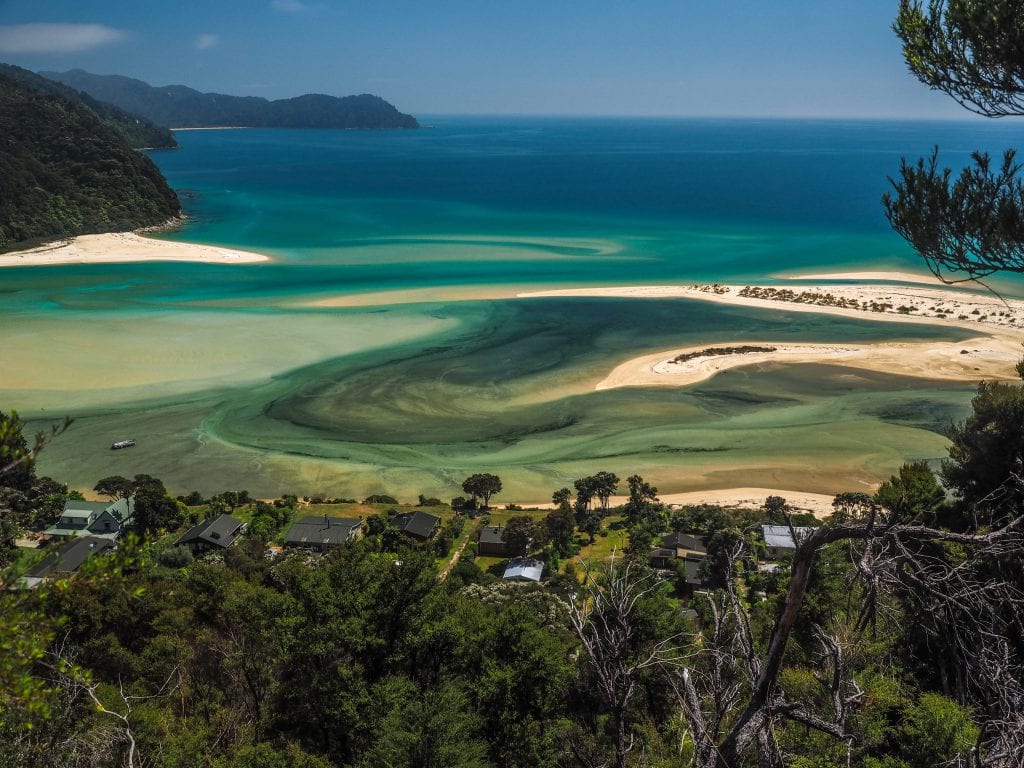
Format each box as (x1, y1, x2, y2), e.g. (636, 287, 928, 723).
(461, 473, 502, 509)
(885, 1, 1024, 281)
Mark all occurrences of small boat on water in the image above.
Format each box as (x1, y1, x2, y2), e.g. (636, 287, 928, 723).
(111, 439, 136, 450)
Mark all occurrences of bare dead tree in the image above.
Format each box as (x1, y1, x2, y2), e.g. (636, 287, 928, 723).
(568, 558, 692, 768)
(667, 500, 1024, 768)
(45, 637, 181, 768)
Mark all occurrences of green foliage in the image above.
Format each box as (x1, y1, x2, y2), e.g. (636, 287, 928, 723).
(364, 493, 399, 505)
(0, 71, 180, 251)
(897, 693, 979, 768)
(942, 380, 1024, 517)
(462, 473, 502, 508)
(895, 0, 1024, 118)
(884, 148, 1024, 280)
(0, 410, 35, 492)
(874, 460, 946, 522)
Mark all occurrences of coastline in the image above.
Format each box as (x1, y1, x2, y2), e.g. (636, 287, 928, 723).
(519, 279, 1024, 388)
(510, 487, 838, 518)
(0, 232, 271, 268)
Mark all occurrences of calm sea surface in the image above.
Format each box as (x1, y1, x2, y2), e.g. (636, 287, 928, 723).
(6, 117, 1020, 497)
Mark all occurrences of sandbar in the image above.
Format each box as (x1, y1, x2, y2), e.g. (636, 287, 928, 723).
(0, 232, 270, 268)
(519, 282, 1024, 387)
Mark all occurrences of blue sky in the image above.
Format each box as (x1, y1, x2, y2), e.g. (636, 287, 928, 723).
(0, 0, 976, 118)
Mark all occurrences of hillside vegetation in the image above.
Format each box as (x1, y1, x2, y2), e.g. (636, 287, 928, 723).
(0, 63, 176, 150)
(42, 69, 421, 130)
(0, 72, 181, 252)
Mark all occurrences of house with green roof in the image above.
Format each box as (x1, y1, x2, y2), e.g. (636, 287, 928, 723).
(43, 497, 134, 541)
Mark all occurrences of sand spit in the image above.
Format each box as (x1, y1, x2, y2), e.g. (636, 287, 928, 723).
(0, 232, 270, 268)
(519, 281, 1024, 388)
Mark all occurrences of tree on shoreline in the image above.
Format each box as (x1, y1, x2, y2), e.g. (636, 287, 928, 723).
(461, 473, 502, 509)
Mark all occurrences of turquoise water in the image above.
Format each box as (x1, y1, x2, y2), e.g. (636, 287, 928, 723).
(6, 117, 1021, 498)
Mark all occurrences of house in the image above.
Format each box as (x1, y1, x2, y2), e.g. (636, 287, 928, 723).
(661, 532, 708, 559)
(284, 515, 362, 553)
(21, 536, 115, 589)
(477, 525, 511, 557)
(503, 557, 544, 582)
(393, 511, 441, 541)
(761, 525, 813, 559)
(43, 497, 135, 541)
(650, 531, 709, 586)
(175, 514, 246, 555)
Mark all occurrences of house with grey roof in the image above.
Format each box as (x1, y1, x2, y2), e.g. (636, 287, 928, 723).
(477, 525, 511, 557)
(650, 531, 709, 586)
(284, 515, 362, 553)
(21, 536, 115, 589)
(175, 514, 246, 555)
(761, 524, 813, 559)
(393, 511, 441, 541)
(43, 497, 134, 541)
(503, 557, 544, 582)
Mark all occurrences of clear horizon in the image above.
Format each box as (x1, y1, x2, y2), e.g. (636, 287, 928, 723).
(0, 0, 988, 122)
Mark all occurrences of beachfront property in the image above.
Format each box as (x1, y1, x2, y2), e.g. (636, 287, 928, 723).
(43, 497, 135, 541)
(761, 524, 813, 559)
(477, 525, 512, 557)
(393, 511, 441, 541)
(503, 558, 544, 582)
(175, 514, 246, 555)
(650, 531, 709, 586)
(20, 536, 115, 589)
(283, 515, 362, 553)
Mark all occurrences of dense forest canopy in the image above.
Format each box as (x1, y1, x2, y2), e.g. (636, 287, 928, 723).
(0, 64, 176, 150)
(41, 69, 420, 130)
(0, 71, 180, 252)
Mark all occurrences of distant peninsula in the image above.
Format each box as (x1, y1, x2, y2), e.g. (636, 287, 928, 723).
(0, 69, 180, 251)
(41, 69, 420, 130)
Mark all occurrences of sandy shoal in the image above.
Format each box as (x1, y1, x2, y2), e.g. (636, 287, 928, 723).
(518, 282, 1024, 388)
(0, 232, 270, 268)
(509, 488, 838, 518)
(777, 269, 946, 285)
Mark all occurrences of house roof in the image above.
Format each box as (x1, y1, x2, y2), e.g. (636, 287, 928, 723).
(45, 497, 135, 538)
(503, 557, 544, 582)
(650, 546, 676, 560)
(761, 525, 812, 550)
(62, 501, 108, 518)
(394, 511, 440, 539)
(176, 514, 245, 549)
(661, 532, 707, 553)
(682, 558, 704, 585)
(284, 516, 360, 547)
(26, 536, 114, 580)
(478, 525, 507, 546)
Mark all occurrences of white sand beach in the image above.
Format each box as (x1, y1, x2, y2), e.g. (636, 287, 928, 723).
(0, 232, 270, 268)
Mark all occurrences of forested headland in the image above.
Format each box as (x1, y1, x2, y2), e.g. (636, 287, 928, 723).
(0, 64, 177, 150)
(0, 70, 181, 252)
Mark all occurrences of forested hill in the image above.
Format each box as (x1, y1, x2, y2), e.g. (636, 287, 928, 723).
(0, 72, 181, 252)
(0, 64, 176, 150)
(41, 69, 421, 130)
